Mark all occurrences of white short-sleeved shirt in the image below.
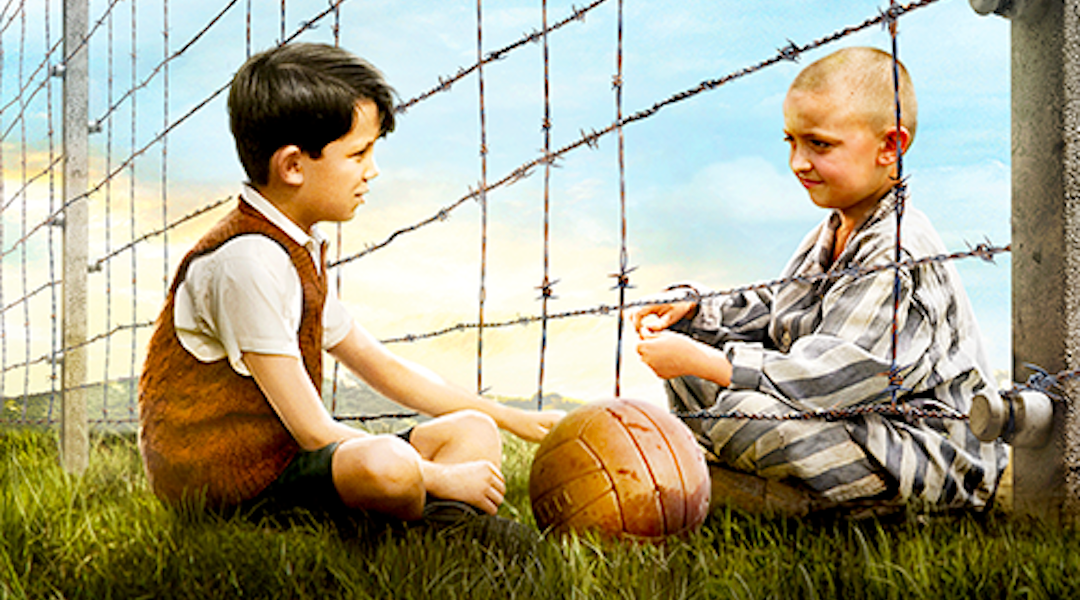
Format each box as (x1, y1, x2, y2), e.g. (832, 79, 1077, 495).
(173, 185, 353, 376)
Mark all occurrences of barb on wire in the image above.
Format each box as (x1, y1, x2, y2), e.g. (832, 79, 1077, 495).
(24, 0, 347, 255)
(395, 0, 610, 115)
(332, 0, 942, 268)
(89, 196, 233, 272)
(0, 279, 60, 318)
(0, 321, 154, 378)
(0, 0, 126, 141)
(90, 0, 242, 132)
(674, 402, 968, 423)
(337, 412, 420, 423)
(1006, 364, 1080, 403)
(377, 242, 1011, 345)
(0, 154, 63, 215)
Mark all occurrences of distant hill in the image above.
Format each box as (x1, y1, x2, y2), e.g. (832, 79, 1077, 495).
(2, 375, 590, 433)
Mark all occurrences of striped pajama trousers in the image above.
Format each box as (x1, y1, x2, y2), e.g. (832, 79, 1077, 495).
(666, 375, 894, 506)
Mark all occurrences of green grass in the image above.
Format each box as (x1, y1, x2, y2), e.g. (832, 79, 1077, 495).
(1, 428, 1078, 599)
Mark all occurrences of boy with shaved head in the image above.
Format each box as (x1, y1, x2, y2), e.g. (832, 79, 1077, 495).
(632, 47, 1007, 516)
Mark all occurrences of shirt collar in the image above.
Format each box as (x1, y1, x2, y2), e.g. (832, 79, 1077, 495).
(240, 184, 328, 249)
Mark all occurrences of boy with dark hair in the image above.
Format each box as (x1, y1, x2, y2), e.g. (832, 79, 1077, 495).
(632, 47, 1007, 515)
(139, 43, 562, 523)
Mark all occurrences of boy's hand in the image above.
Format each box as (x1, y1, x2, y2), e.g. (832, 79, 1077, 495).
(637, 331, 732, 387)
(423, 460, 507, 515)
(630, 301, 696, 339)
(502, 409, 566, 443)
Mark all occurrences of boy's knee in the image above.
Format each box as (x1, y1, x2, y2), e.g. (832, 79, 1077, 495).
(451, 409, 498, 434)
(425, 409, 499, 442)
(333, 435, 424, 517)
(412, 409, 502, 465)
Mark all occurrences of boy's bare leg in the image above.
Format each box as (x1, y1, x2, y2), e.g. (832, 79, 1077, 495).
(409, 410, 506, 514)
(410, 409, 502, 467)
(328, 410, 504, 519)
(331, 435, 426, 520)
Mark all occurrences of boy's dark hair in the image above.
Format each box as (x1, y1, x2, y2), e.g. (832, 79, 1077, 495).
(228, 43, 397, 186)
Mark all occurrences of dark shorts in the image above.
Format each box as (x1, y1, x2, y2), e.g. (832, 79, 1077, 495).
(239, 427, 414, 522)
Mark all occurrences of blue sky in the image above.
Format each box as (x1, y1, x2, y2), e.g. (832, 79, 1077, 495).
(3, 0, 1011, 402)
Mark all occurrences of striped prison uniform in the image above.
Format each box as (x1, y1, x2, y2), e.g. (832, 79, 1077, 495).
(666, 189, 1008, 510)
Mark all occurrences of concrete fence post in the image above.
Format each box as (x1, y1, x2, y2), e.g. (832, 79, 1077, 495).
(61, 0, 89, 475)
(974, 0, 1080, 521)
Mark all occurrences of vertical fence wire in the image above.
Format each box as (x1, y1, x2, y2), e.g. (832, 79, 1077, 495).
(280, 0, 286, 43)
(0, 4, 5, 411)
(46, 0, 59, 422)
(18, 2, 30, 411)
(887, 1, 906, 409)
(536, 0, 552, 410)
(127, 0, 139, 420)
(0, 0, 997, 435)
(100, 3, 114, 421)
(160, 0, 169, 297)
(612, 0, 628, 397)
(476, 0, 488, 395)
(330, 0, 343, 414)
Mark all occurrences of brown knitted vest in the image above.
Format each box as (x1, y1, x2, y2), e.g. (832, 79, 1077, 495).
(138, 200, 327, 508)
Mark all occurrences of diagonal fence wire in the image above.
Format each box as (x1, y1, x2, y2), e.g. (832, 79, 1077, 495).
(394, 0, 610, 116)
(331, 0, 943, 269)
(1, 0, 1016, 430)
(0, 0, 348, 269)
(0, 0, 352, 425)
(377, 242, 1011, 344)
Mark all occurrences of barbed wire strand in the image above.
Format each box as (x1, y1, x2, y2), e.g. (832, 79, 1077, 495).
(0, 0, 7, 404)
(0, 1, 346, 271)
(0, 0, 1018, 429)
(19, 1, 31, 413)
(0, 155, 63, 215)
(378, 242, 1010, 345)
(45, 0, 59, 422)
(330, 0, 344, 415)
(394, 0, 609, 116)
(0, 280, 58, 320)
(89, 0, 241, 133)
(161, 0, 171, 297)
(0, 0, 126, 139)
(15, 0, 602, 282)
(0, 1, 356, 424)
(611, 0, 629, 397)
(331, 0, 942, 270)
(537, 0, 554, 411)
(476, 0, 490, 395)
(0, 0, 20, 36)
(887, 1, 906, 410)
(90, 197, 232, 272)
(102, 6, 116, 423)
(127, 0, 140, 422)
(0, 0, 124, 120)
(3, 0, 601, 425)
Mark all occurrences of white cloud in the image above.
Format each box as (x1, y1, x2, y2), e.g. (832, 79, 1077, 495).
(684, 155, 818, 223)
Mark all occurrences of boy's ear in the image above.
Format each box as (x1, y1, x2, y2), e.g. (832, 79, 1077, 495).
(269, 145, 305, 187)
(877, 126, 913, 166)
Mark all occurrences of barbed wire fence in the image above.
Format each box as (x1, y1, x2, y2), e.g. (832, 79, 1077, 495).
(0, 0, 1029, 472)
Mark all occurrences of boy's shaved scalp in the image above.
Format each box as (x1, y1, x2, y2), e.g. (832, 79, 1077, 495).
(790, 46, 917, 141)
(228, 43, 397, 186)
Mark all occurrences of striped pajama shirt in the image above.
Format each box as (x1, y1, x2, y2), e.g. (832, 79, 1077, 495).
(666, 190, 1008, 510)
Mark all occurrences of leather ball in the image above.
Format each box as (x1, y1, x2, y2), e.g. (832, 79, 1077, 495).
(529, 398, 710, 540)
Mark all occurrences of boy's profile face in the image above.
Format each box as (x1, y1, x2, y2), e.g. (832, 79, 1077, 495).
(293, 99, 382, 227)
(782, 87, 896, 221)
